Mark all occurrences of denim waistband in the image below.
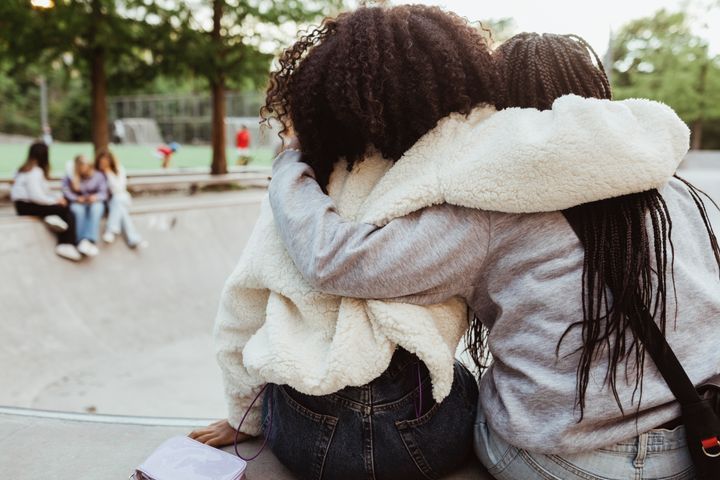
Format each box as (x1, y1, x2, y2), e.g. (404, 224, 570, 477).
(287, 348, 432, 414)
(601, 426, 688, 453)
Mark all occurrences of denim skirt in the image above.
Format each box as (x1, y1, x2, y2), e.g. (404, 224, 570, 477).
(262, 348, 478, 480)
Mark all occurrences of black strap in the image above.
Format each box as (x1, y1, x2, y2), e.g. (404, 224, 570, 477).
(562, 208, 702, 407)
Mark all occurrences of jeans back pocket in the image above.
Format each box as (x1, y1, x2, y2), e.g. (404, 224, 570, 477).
(266, 385, 338, 480)
(395, 364, 478, 479)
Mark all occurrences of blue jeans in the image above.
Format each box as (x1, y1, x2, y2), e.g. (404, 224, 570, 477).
(263, 349, 478, 480)
(474, 408, 695, 480)
(70, 201, 105, 243)
(106, 197, 142, 246)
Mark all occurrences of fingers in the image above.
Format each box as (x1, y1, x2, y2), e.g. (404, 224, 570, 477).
(189, 427, 213, 439)
(206, 435, 234, 448)
(188, 419, 238, 447)
(190, 429, 234, 446)
(188, 428, 204, 438)
(189, 420, 227, 439)
(194, 433, 219, 445)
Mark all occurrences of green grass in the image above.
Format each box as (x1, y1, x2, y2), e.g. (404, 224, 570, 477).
(0, 143, 274, 177)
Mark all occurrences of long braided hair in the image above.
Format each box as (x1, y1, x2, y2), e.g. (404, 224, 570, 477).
(465, 33, 720, 420)
(261, 5, 497, 190)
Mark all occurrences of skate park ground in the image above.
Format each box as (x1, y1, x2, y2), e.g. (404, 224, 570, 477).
(0, 153, 718, 479)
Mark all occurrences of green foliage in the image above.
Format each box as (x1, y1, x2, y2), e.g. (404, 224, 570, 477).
(167, 0, 345, 89)
(0, 62, 41, 136)
(482, 17, 517, 45)
(0, 0, 187, 141)
(611, 9, 720, 126)
(0, 0, 345, 144)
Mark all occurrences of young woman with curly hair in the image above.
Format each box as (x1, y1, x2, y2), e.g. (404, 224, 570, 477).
(267, 29, 714, 479)
(197, 5, 693, 479)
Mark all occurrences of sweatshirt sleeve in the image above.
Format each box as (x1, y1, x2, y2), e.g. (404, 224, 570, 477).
(25, 169, 58, 205)
(268, 150, 491, 302)
(62, 176, 78, 202)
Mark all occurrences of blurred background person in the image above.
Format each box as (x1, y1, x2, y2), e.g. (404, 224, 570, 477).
(62, 154, 107, 257)
(156, 141, 180, 169)
(235, 124, 251, 166)
(95, 148, 147, 249)
(11, 141, 80, 261)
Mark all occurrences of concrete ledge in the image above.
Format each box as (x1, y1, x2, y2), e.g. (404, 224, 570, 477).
(0, 407, 489, 479)
(0, 170, 271, 197)
(0, 189, 267, 221)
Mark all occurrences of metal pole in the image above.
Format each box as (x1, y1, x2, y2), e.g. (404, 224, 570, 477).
(39, 75, 52, 144)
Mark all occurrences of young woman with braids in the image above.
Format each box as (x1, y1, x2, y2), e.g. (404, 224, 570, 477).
(196, 6, 693, 478)
(265, 28, 713, 479)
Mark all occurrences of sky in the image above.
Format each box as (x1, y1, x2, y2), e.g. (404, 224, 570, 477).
(395, 0, 720, 55)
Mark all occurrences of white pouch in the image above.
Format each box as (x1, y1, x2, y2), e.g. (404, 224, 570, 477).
(132, 436, 247, 480)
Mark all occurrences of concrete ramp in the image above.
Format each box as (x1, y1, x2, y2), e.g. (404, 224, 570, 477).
(0, 191, 264, 418)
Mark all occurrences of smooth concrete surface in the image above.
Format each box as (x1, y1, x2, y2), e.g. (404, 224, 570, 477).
(0, 190, 265, 418)
(0, 408, 490, 480)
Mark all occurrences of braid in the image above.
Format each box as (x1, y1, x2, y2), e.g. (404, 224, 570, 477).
(466, 32, 720, 422)
(494, 33, 611, 110)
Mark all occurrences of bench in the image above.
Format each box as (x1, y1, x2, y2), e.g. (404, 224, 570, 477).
(0, 169, 271, 199)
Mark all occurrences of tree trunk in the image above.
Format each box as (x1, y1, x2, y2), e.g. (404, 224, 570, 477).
(90, 48, 109, 153)
(89, 0, 109, 153)
(209, 0, 227, 175)
(691, 120, 703, 150)
(210, 79, 227, 174)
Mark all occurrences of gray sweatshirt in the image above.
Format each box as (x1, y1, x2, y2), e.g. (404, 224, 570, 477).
(268, 150, 720, 454)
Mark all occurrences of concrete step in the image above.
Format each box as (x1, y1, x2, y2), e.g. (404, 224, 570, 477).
(0, 407, 490, 479)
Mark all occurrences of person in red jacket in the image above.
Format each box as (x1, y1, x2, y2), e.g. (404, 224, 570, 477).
(235, 125, 251, 166)
(156, 141, 180, 169)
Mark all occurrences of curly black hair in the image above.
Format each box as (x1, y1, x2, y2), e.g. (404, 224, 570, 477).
(262, 5, 497, 188)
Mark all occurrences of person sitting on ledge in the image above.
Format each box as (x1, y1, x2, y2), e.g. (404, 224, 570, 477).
(62, 154, 108, 258)
(11, 141, 81, 262)
(95, 148, 147, 249)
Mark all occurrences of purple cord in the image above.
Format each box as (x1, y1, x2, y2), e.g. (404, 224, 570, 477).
(234, 384, 272, 461)
(415, 361, 423, 419)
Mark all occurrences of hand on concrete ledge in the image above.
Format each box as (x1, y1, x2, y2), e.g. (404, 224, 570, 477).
(189, 419, 252, 448)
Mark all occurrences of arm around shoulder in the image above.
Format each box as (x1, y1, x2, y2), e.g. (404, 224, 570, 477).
(268, 150, 491, 301)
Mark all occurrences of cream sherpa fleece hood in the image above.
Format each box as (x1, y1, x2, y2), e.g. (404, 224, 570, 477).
(214, 95, 689, 435)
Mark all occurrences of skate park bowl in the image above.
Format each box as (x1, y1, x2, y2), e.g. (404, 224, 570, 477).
(1, 153, 717, 479)
(0, 187, 489, 479)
